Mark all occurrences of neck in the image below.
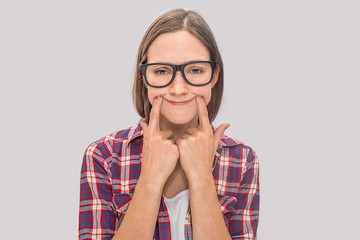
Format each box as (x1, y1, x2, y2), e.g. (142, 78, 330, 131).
(159, 115, 199, 140)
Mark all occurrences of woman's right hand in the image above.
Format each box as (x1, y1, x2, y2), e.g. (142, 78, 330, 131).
(139, 96, 179, 187)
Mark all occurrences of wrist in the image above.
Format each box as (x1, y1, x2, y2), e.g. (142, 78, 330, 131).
(187, 173, 215, 189)
(137, 175, 165, 194)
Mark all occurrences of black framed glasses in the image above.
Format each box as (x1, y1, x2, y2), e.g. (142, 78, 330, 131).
(140, 61, 217, 88)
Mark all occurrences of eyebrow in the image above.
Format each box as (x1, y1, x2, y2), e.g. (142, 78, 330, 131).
(146, 59, 211, 64)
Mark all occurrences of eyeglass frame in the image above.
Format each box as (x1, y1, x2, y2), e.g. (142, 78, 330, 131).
(139, 60, 217, 88)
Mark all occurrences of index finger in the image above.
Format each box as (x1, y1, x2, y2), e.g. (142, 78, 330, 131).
(148, 96, 163, 132)
(196, 96, 211, 131)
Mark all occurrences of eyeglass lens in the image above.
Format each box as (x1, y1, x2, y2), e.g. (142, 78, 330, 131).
(145, 62, 212, 87)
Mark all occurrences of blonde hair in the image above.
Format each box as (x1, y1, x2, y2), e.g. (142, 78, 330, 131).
(132, 9, 224, 123)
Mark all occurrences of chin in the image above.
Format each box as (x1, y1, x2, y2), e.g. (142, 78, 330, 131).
(165, 115, 194, 125)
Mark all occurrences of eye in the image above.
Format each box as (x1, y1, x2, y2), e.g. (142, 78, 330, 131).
(155, 69, 168, 75)
(189, 68, 203, 74)
(150, 65, 172, 76)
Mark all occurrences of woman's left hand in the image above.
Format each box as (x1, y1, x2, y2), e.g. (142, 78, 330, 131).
(176, 96, 229, 183)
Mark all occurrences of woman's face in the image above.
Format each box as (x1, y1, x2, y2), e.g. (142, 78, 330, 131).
(146, 30, 219, 126)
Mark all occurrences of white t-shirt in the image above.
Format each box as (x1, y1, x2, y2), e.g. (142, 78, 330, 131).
(163, 189, 190, 240)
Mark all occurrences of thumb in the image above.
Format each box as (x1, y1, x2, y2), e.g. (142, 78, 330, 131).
(213, 123, 230, 147)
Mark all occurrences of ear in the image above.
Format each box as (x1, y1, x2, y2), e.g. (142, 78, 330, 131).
(211, 64, 220, 88)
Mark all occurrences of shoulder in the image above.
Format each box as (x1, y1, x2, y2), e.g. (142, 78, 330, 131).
(220, 133, 256, 154)
(219, 133, 258, 169)
(84, 121, 143, 160)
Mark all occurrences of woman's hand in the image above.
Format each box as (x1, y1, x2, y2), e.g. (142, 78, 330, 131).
(139, 96, 180, 187)
(176, 96, 229, 183)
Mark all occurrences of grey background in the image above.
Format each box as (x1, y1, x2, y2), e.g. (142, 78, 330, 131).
(1, 0, 359, 239)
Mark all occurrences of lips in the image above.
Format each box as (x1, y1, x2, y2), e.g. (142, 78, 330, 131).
(164, 97, 194, 106)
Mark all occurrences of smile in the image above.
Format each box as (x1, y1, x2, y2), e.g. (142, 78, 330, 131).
(164, 97, 194, 106)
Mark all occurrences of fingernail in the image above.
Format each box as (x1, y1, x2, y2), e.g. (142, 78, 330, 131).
(225, 124, 230, 130)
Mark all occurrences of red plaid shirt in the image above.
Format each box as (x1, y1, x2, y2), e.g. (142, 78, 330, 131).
(79, 119, 260, 239)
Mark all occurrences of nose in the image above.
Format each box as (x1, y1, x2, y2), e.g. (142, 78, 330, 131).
(168, 71, 188, 95)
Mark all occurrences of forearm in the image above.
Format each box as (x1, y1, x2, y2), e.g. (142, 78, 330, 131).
(189, 175, 232, 240)
(112, 177, 163, 240)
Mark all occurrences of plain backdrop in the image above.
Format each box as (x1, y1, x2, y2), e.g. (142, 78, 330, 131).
(1, 0, 359, 239)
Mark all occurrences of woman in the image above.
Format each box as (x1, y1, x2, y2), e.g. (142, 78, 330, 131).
(79, 9, 259, 240)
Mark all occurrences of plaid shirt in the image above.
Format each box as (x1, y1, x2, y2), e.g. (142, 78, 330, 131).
(79, 119, 259, 239)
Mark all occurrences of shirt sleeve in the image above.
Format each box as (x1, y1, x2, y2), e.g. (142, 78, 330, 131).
(230, 148, 260, 240)
(78, 143, 117, 240)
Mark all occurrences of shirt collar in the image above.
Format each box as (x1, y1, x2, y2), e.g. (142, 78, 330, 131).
(126, 118, 145, 145)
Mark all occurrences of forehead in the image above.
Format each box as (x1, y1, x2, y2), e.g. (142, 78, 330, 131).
(147, 30, 210, 64)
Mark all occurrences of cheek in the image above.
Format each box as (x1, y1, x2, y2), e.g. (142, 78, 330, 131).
(190, 87, 212, 105)
(147, 88, 167, 105)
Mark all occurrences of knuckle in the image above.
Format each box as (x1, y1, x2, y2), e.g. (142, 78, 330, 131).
(155, 134, 163, 141)
(162, 130, 171, 136)
(180, 139, 188, 146)
(160, 133, 169, 140)
(193, 132, 201, 138)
